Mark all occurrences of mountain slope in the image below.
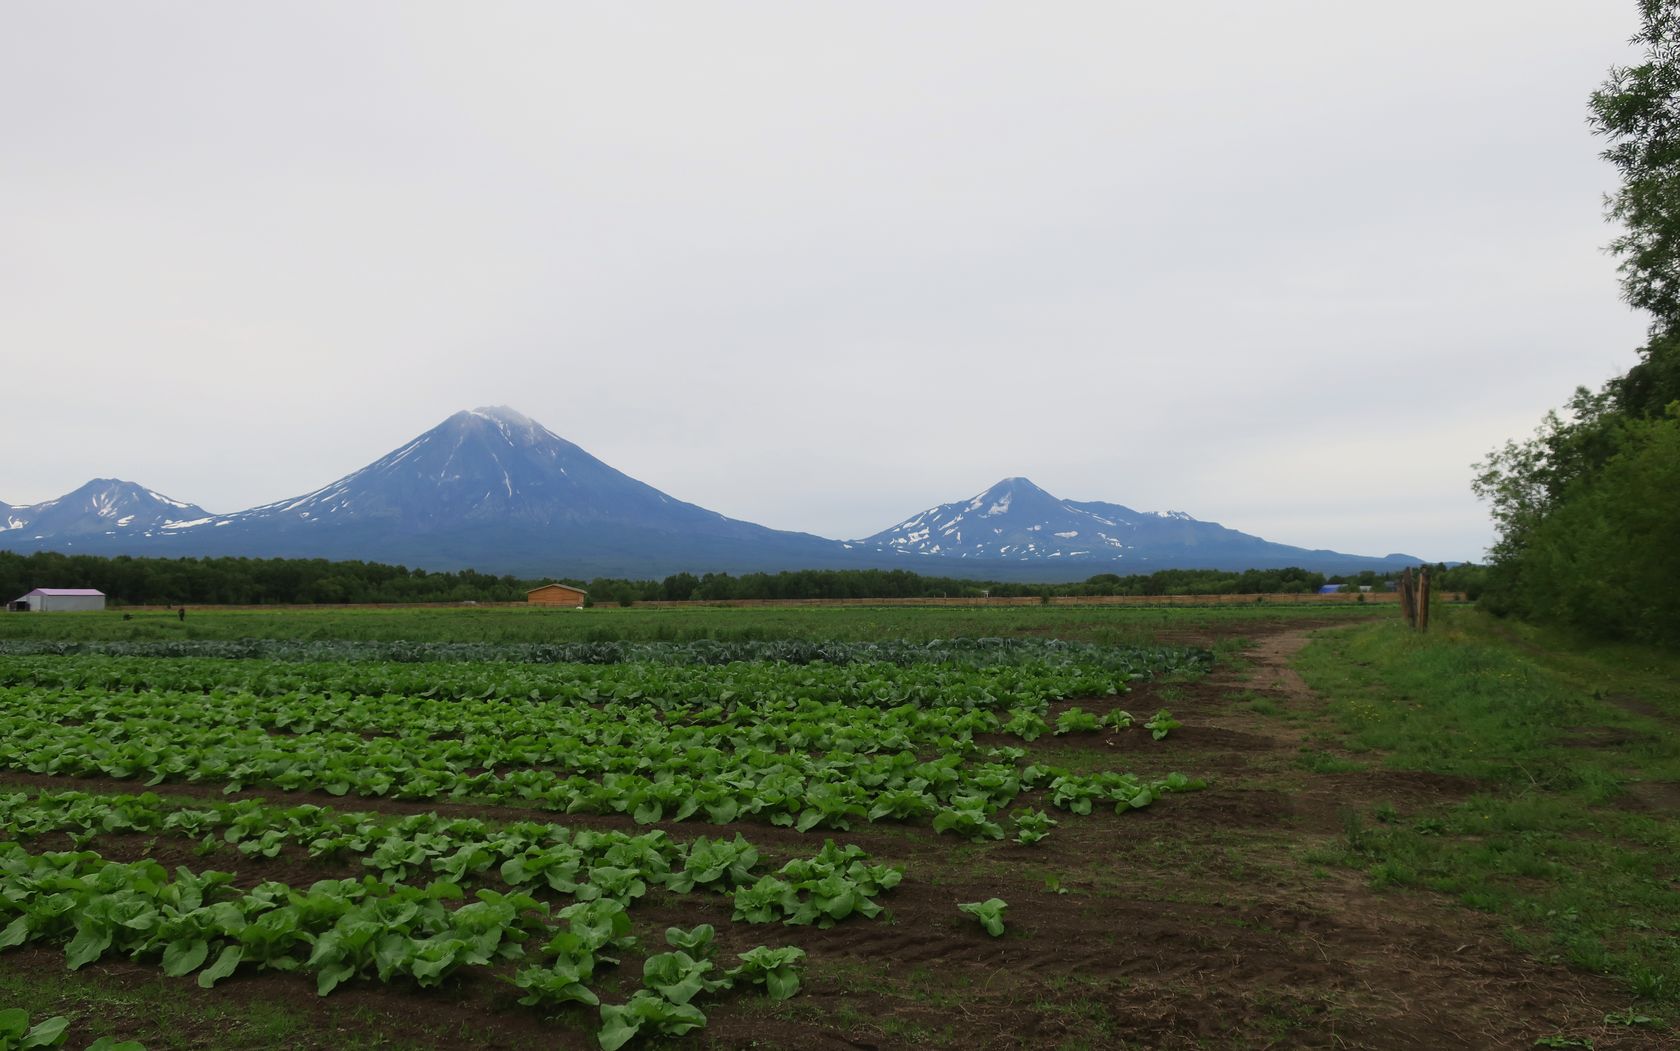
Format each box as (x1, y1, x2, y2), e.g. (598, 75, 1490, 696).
(225, 407, 766, 535)
(3, 407, 857, 577)
(0, 480, 211, 541)
(854, 477, 1419, 573)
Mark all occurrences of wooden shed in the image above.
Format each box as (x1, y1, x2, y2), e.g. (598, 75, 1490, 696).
(526, 583, 587, 608)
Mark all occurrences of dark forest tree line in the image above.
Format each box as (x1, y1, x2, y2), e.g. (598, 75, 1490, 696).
(0, 552, 542, 607)
(0, 550, 1471, 609)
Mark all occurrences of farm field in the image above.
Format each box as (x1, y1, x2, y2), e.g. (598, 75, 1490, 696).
(0, 605, 1674, 1050)
(0, 603, 1385, 647)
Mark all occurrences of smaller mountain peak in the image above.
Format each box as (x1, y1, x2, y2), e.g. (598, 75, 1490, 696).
(66, 478, 151, 499)
(977, 476, 1053, 500)
(960, 477, 1058, 518)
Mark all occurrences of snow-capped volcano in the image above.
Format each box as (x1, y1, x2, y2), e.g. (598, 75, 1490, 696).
(855, 476, 1416, 571)
(0, 479, 211, 540)
(14, 406, 856, 576)
(220, 406, 730, 532)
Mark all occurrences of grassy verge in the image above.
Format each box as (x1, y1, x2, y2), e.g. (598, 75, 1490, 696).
(0, 964, 332, 1050)
(1295, 609, 1680, 1007)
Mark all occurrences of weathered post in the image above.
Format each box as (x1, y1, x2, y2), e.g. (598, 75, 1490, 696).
(1417, 567, 1431, 633)
(1399, 567, 1416, 627)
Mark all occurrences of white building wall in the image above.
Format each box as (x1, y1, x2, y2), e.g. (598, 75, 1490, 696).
(13, 593, 106, 612)
(42, 594, 105, 612)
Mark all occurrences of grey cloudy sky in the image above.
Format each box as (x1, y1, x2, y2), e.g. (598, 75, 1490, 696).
(1, 2, 1653, 562)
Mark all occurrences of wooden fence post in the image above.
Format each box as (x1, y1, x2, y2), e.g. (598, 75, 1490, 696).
(1399, 567, 1416, 628)
(1417, 566, 1431, 633)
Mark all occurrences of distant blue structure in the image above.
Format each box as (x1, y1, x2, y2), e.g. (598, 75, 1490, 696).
(1317, 584, 1345, 594)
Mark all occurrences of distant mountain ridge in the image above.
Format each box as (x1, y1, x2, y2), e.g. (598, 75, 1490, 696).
(0, 479, 211, 540)
(854, 476, 1418, 572)
(2, 407, 1423, 578)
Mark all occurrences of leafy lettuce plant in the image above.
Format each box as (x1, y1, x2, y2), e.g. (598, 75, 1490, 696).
(596, 992, 706, 1051)
(555, 899, 637, 962)
(574, 865, 647, 906)
(865, 787, 936, 822)
(1054, 708, 1101, 734)
(957, 898, 1008, 937)
(663, 924, 716, 957)
(664, 836, 758, 893)
(1011, 809, 1057, 845)
(1002, 710, 1049, 742)
(782, 874, 882, 928)
(727, 945, 806, 1001)
(499, 845, 584, 894)
(640, 949, 729, 1005)
(731, 876, 797, 924)
(513, 919, 609, 1009)
(511, 957, 600, 1008)
(931, 803, 1004, 842)
(1145, 710, 1181, 740)
(1047, 776, 1102, 816)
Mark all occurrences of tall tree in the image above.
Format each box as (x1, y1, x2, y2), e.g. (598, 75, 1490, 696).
(1475, 1, 1680, 643)
(1594, 2, 1680, 419)
(1590, 0, 1680, 334)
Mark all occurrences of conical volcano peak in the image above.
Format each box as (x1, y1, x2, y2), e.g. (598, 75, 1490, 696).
(184, 406, 851, 564)
(467, 405, 534, 426)
(433, 406, 556, 449)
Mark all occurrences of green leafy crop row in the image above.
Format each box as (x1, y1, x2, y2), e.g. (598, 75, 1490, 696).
(0, 638, 1211, 673)
(0, 791, 903, 918)
(0, 845, 810, 1049)
(0, 656, 1201, 836)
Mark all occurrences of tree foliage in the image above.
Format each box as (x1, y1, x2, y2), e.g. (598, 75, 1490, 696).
(1476, 1, 1680, 644)
(1506, 409, 1680, 639)
(1590, 0, 1680, 332)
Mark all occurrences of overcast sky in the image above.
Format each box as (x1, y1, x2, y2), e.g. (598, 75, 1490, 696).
(0, 2, 1654, 562)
